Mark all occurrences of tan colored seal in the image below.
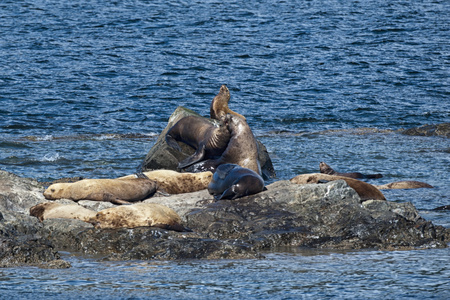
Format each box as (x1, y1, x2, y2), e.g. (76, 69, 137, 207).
(375, 181, 433, 190)
(165, 115, 231, 169)
(30, 202, 97, 222)
(290, 173, 386, 201)
(319, 162, 382, 179)
(119, 170, 213, 194)
(210, 84, 246, 121)
(43, 178, 157, 204)
(90, 202, 185, 231)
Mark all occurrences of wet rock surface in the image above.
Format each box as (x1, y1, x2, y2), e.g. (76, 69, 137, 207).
(400, 123, 450, 138)
(1, 169, 449, 268)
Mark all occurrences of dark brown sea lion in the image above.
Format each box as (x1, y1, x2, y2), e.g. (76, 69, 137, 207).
(319, 162, 383, 179)
(119, 170, 213, 194)
(89, 203, 186, 231)
(290, 173, 386, 201)
(186, 114, 261, 175)
(375, 181, 433, 190)
(207, 163, 265, 200)
(43, 178, 157, 204)
(165, 115, 231, 169)
(210, 84, 246, 121)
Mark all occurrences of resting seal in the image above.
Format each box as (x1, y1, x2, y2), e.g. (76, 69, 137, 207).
(43, 178, 157, 204)
(119, 170, 213, 194)
(375, 180, 433, 190)
(320, 162, 383, 179)
(187, 114, 261, 175)
(290, 173, 386, 201)
(90, 203, 185, 231)
(30, 202, 97, 222)
(210, 84, 246, 121)
(165, 115, 231, 169)
(207, 163, 265, 200)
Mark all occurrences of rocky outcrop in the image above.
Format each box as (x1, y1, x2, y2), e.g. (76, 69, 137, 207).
(1, 170, 449, 268)
(140, 106, 276, 180)
(400, 123, 450, 138)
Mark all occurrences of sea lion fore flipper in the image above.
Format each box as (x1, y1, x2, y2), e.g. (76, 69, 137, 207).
(165, 134, 182, 151)
(178, 144, 207, 169)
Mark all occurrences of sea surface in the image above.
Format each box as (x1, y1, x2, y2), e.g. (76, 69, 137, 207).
(0, 0, 449, 298)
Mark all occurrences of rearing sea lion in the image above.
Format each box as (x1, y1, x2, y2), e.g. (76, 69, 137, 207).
(319, 162, 383, 179)
(210, 84, 246, 121)
(165, 115, 231, 169)
(186, 114, 261, 175)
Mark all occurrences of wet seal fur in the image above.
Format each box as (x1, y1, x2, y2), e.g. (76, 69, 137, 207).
(290, 173, 386, 201)
(165, 115, 231, 169)
(210, 84, 246, 121)
(30, 202, 97, 222)
(43, 178, 157, 204)
(320, 162, 382, 179)
(89, 202, 185, 231)
(187, 114, 261, 175)
(207, 163, 265, 200)
(119, 170, 213, 194)
(375, 180, 433, 190)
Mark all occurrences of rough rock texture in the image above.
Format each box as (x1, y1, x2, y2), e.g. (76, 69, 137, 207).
(400, 123, 450, 138)
(1, 170, 449, 268)
(140, 106, 276, 180)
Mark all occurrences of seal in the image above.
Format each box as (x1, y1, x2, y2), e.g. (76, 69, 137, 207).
(290, 173, 386, 201)
(319, 162, 383, 179)
(118, 170, 213, 194)
(375, 180, 433, 190)
(165, 115, 231, 169)
(30, 202, 97, 222)
(187, 114, 261, 175)
(207, 163, 265, 200)
(210, 84, 246, 121)
(43, 178, 157, 204)
(89, 202, 185, 231)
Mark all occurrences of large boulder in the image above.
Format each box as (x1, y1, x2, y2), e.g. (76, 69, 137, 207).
(140, 106, 276, 180)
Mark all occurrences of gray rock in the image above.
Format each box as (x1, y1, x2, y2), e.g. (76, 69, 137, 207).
(400, 123, 450, 138)
(140, 106, 276, 179)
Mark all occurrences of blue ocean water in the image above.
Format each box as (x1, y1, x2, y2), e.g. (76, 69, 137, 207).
(0, 0, 449, 298)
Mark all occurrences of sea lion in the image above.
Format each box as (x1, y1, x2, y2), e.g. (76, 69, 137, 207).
(165, 115, 231, 169)
(319, 162, 383, 179)
(290, 173, 386, 201)
(186, 114, 261, 175)
(30, 202, 97, 222)
(210, 84, 246, 121)
(89, 202, 185, 231)
(118, 170, 213, 194)
(375, 181, 433, 190)
(43, 178, 157, 204)
(207, 163, 265, 200)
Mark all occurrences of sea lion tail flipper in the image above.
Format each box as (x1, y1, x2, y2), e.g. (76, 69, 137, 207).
(165, 134, 182, 151)
(178, 144, 206, 169)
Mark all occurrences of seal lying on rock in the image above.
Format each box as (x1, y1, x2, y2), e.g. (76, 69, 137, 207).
(166, 115, 231, 169)
(187, 114, 261, 175)
(30, 202, 97, 222)
(118, 170, 213, 194)
(208, 164, 265, 200)
(375, 180, 433, 190)
(320, 162, 383, 179)
(290, 173, 386, 201)
(210, 84, 246, 121)
(43, 178, 157, 204)
(89, 203, 185, 231)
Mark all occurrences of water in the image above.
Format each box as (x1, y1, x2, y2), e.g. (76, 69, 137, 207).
(0, 0, 449, 298)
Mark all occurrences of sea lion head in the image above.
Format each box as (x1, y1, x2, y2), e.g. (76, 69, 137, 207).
(43, 183, 66, 200)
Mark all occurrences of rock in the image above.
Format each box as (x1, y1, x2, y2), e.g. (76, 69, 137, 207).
(0, 170, 449, 267)
(400, 123, 450, 138)
(140, 106, 276, 180)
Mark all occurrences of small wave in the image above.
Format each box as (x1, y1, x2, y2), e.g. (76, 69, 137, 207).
(42, 153, 62, 162)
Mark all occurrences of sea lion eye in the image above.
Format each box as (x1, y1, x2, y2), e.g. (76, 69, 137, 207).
(51, 189, 55, 192)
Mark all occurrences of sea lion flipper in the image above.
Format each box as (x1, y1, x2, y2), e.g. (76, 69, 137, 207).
(165, 134, 182, 151)
(178, 144, 206, 169)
